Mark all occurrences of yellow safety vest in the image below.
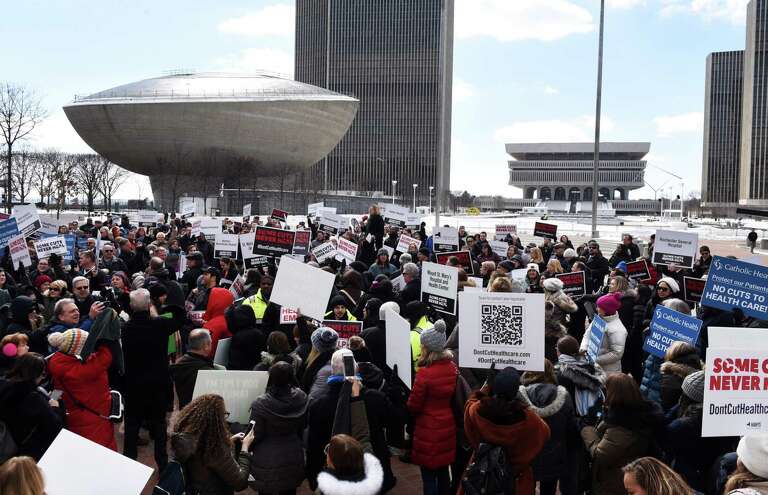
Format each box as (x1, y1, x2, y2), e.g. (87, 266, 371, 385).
(410, 315, 431, 371)
(243, 289, 268, 320)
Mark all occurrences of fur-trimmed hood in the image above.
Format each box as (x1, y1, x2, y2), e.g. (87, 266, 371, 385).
(556, 355, 606, 392)
(518, 383, 569, 419)
(660, 352, 702, 378)
(316, 453, 383, 495)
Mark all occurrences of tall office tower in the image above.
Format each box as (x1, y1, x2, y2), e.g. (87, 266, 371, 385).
(741, 0, 768, 206)
(702, 51, 743, 213)
(295, 0, 454, 206)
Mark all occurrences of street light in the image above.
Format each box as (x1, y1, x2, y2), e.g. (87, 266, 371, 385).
(412, 184, 418, 212)
(391, 180, 397, 205)
(429, 186, 434, 213)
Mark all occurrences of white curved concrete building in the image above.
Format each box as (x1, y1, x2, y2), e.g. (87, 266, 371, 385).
(63, 72, 359, 209)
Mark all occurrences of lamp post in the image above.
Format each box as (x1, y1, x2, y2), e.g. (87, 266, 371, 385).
(429, 186, 434, 213)
(412, 184, 418, 212)
(590, 0, 605, 239)
(392, 180, 397, 205)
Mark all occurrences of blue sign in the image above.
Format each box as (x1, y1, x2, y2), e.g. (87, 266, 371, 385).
(701, 256, 768, 321)
(643, 305, 702, 358)
(0, 218, 19, 249)
(587, 315, 607, 363)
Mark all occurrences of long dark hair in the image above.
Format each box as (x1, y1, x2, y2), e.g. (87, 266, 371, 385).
(6, 353, 46, 382)
(267, 361, 298, 393)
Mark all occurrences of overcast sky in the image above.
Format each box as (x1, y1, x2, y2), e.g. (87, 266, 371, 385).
(6, 0, 749, 201)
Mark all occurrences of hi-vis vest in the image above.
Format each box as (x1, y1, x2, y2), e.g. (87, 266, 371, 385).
(243, 289, 268, 320)
(323, 309, 358, 321)
(410, 315, 431, 371)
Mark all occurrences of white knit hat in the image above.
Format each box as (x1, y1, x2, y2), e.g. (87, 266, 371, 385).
(542, 278, 563, 292)
(658, 276, 680, 294)
(737, 435, 768, 479)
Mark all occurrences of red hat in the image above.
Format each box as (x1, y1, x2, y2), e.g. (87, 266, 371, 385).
(597, 293, 622, 315)
(33, 274, 52, 289)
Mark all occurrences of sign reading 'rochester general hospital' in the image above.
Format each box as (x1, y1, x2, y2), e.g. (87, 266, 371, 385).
(652, 229, 698, 268)
(701, 256, 768, 320)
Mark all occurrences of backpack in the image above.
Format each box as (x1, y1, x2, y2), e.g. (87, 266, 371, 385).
(152, 461, 188, 495)
(461, 442, 518, 495)
(0, 419, 18, 464)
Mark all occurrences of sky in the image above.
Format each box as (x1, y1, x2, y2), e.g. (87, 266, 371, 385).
(5, 0, 751, 201)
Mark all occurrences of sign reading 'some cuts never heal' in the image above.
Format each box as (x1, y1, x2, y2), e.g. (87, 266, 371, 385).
(253, 226, 296, 257)
(701, 256, 768, 320)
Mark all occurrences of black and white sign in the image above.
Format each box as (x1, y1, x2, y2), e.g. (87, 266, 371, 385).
(312, 241, 337, 264)
(420, 261, 459, 315)
(253, 226, 296, 257)
(137, 210, 158, 227)
(12, 204, 41, 236)
(626, 259, 651, 281)
(433, 226, 459, 252)
(34, 236, 69, 258)
(214, 233, 239, 259)
(180, 200, 196, 219)
(308, 202, 324, 217)
(533, 222, 558, 240)
(318, 212, 347, 235)
(383, 204, 409, 229)
(458, 291, 545, 371)
(199, 217, 221, 240)
(653, 229, 699, 268)
(242, 203, 251, 219)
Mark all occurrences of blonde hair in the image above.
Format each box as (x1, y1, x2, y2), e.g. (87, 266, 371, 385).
(622, 457, 694, 495)
(417, 348, 453, 368)
(489, 276, 513, 293)
(724, 461, 767, 493)
(0, 456, 45, 495)
(529, 247, 544, 264)
(546, 259, 564, 274)
(664, 341, 699, 362)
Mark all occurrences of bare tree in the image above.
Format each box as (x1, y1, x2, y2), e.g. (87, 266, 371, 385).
(96, 156, 128, 212)
(11, 147, 36, 204)
(0, 83, 47, 212)
(74, 153, 103, 213)
(52, 154, 80, 217)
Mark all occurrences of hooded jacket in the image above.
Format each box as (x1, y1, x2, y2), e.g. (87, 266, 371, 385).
(203, 288, 234, 359)
(224, 304, 266, 371)
(579, 313, 627, 373)
(5, 296, 47, 354)
(660, 351, 702, 411)
(555, 354, 607, 417)
(248, 386, 308, 492)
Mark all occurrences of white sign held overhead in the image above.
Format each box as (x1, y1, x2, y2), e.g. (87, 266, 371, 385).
(433, 226, 459, 252)
(199, 217, 221, 240)
(406, 213, 421, 227)
(214, 233, 239, 259)
(137, 209, 158, 227)
(39, 429, 154, 495)
(308, 202, 324, 216)
(653, 229, 699, 268)
(34, 236, 69, 258)
(193, 370, 269, 424)
(488, 240, 509, 258)
(336, 237, 358, 264)
(180, 200, 196, 219)
(385, 309, 412, 388)
(242, 203, 252, 218)
(420, 261, 459, 315)
(271, 256, 336, 321)
(494, 224, 517, 241)
(396, 233, 421, 253)
(382, 204, 409, 228)
(318, 212, 348, 235)
(12, 203, 41, 236)
(9, 235, 31, 270)
(458, 291, 545, 371)
(311, 241, 337, 264)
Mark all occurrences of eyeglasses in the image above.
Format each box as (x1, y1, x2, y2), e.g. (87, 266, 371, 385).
(49, 288, 61, 293)
(75, 286, 89, 291)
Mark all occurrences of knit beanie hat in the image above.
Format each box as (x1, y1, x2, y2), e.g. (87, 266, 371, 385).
(311, 327, 339, 353)
(681, 369, 705, 403)
(34, 274, 52, 289)
(527, 263, 540, 273)
(543, 278, 564, 292)
(420, 319, 447, 353)
(379, 301, 401, 320)
(48, 329, 89, 357)
(563, 248, 576, 259)
(658, 276, 680, 294)
(737, 435, 768, 479)
(493, 367, 521, 400)
(597, 293, 622, 315)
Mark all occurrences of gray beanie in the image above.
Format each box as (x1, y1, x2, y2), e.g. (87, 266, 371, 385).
(398, 253, 413, 265)
(681, 370, 705, 403)
(311, 327, 339, 353)
(420, 319, 447, 353)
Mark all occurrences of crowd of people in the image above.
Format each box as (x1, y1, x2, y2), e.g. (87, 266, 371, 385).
(0, 206, 765, 495)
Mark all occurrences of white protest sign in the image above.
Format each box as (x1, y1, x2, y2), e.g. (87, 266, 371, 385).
(190, 218, 201, 237)
(381, 244, 394, 258)
(308, 202, 324, 216)
(242, 203, 252, 218)
(653, 229, 699, 268)
(11, 203, 41, 236)
(9, 235, 31, 270)
(391, 274, 406, 293)
(228, 274, 245, 299)
(271, 256, 335, 321)
(40, 218, 61, 235)
(34, 236, 69, 258)
(214, 338, 231, 367)
(709, 327, 768, 349)
(239, 232, 256, 260)
(385, 308, 412, 388)
(336, 237, 358, 263)
(214, 233, 239, 259)
(433, 226, 459, 252)
(382, 204, 409, 228)
(466, 276, 484, 291)
(396, 233, 421, 253)
(458, 291, 545, 371)
(39, 429, 153, 495)
(137, 209, 158, 227)
(318, 211, 348, 235)
(193, 370, 268, 424)
(312, 241, 337, 264)
(200, 217, 221, 240)
(180, 200, 196, 219)
(494, 224, 517, 241)
(488, 240, 509, 258)
(420, 261, 459, 315)
(316, 206, 337, 219)
(406, 213, 421, 227)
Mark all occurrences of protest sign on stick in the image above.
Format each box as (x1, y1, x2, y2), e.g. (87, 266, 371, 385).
(385, 309, 412, 388)
(420, 262, 458, 315)
(271, 256, 335, 321)
(193, 370, 268, 424)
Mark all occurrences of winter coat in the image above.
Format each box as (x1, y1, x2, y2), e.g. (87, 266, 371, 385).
(254, 351, 302, 375)
(586, 254, 611, 292)
(248, 386, 308, 492)
(367, 262, 397, 278)
(203, 288, 234, 359)
(48, 345, 116, 450)
(365, 213, 385, 249)
(460, 387, 550, 495)
(660, 351, 702, 411)
(729, 482, 768, 494)
(397, 278, 421, 307)
(306, 379, 345, 487)
(546, 290, 578, 325)
(580, 400, 664, 495)
(0, 378, 65, 460)
(580, 313, 627, 373)
(406, 358, 458, 469)
(360, 321, 387, 372)
(555, 355, 607, 416)
(640, 354, 663, 404)
(6, 296, 47, 354)
(545, 320, 566, 364)
(169, 352, 217, 409)
(519, 384, 578, 485)
(608, 242, 641, 267)
(171, 432, 250, 495)
(225, 304, 266, 371)
(122, 310, 179, 406)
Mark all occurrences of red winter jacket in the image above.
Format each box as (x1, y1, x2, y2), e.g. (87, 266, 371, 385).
(460, 387, 551, 495)
(203, 288, 234, 359)
(48, 346, 116, 450)
(407, 358, 457, 469)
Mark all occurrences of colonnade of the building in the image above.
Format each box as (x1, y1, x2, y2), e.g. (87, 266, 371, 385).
(523, 186, 628, 201)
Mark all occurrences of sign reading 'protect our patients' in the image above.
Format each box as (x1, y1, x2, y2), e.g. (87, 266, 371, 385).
(643, 305, 702, 359)
(701, 256, 768, 320)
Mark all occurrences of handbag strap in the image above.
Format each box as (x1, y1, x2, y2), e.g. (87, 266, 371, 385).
(59, 379, 109, 420)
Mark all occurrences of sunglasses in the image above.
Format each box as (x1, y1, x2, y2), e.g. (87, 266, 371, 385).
(657, 286, 670, 292)
(49, 288, 61, 293)
(75, 286, 89, 291)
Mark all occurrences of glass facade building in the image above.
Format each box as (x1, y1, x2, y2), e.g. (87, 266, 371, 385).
(294, 0, 453, 204)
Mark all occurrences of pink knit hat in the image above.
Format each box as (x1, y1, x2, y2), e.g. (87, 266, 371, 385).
(597, 293, 622, 315)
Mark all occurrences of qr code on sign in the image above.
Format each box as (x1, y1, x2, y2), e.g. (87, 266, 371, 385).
(480, 304, 524, 346)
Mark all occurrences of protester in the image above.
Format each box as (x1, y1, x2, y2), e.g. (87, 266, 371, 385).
(543, 278, 577, 326)
(202, 287, 235, 358)
(622, 457, 695, 495)
(0, 456, 46, 495)
(580, 293, 627, 373)
(747, 229, 758, 254)
(224, 304, 265, 371)
(659, 341, 702, 411)
(368, 249, 397, 278)
(724, 435, 768, 494)
(554, 335, 606, 417)
(302, 327, 339, 402)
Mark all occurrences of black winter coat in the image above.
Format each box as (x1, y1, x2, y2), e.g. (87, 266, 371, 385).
(360, 321, 387, 372)
(0, 379, 64, 460)
(225, 305, 266, 371)
(365, 214, 385, 249)
(169, 352, 216, 409)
